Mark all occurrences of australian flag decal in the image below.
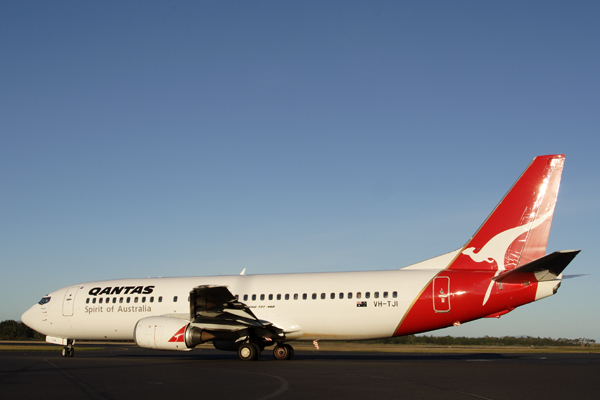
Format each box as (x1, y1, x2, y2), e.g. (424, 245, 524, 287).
(356, 301, 367, 307)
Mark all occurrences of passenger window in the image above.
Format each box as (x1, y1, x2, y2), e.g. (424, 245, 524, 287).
(268, 294, 273, 301)
(348, 292, 353, 299)
(173, 296, 178, 302)
(243, 294, 248, 301)
(339, 292, 344, 299)
(235, 294, 239, 300)
(134, 297, 139, 303)
(295, 293, 299, 300)
(366, 292, 370, 299)
(312, 293, 317, 300)
(99, 298, 103, 304)
(93, 298, 96, 304)
(374, 292, 379, 299)
(392, 291, 398, 298)
(383, 291, 388, 298)
(330, 293, 335, 299)
(320, 293, 326, 299)
(158, 296, 162, 303)
(285, 294, 290, 300)
(252, 294, 257, 301)
(260, 294, 265, 301)
(120, 297, 123, 303)
(357, 292, 362, 299)
(150, 297, 154, 303)
(113, 297, 116, 303)
(276, 294, 281, 300)
(86, 298, 90, 304)
(142, 297, 146, 303)
(303, 293, 307, 300)
(126, 297, 131, 303)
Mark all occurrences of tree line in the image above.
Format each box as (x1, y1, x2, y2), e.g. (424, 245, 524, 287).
(364, 334, 596, 347)
(1, 320, 596, 346)
(0, 320, 44, 340)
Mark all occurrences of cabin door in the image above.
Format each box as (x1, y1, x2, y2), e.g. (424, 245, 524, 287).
(433, 277, 450, 313)
(62, 286, 80, 316)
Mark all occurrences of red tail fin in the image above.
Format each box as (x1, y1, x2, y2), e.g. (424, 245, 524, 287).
(449, 154, 565, 272)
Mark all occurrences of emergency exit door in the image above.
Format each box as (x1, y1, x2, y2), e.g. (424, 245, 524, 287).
(433, 276, 450, 313)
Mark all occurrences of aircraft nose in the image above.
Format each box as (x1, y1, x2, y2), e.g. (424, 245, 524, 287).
(21, 304, 40, 331)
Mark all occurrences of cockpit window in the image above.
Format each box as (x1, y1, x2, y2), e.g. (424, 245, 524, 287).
(38, 296, 51, 305)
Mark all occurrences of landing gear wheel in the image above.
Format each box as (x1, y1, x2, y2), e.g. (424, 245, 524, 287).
(273, 345, 286, 360)
(238, 343, 261, 361)
(273, 343, 294, 360)
(62, 340, 75, 358)
(284, 344, 294, 360)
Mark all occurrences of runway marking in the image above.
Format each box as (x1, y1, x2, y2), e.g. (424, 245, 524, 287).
(255, 373, 289, 400)
(222, 368, 289, 400)
(45, 359, 112, 400)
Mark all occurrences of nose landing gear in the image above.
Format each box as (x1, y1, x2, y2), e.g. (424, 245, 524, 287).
(61, 340, 74, 357)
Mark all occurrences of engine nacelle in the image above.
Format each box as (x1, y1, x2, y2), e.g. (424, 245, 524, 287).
(134, 316, 194, 351)
(134, 316, 242, 351)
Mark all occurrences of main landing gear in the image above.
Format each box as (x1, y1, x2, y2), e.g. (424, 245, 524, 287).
(61, 340, 74, 357)
(237, 342, 261, 361)
(273, 343, 294, 360)
(237, 341, 295, 361)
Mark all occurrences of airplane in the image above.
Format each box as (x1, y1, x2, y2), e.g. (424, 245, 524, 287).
(21, 154, 580, 361)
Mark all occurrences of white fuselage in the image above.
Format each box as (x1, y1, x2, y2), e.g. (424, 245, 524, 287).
(21, 252, 456, 342)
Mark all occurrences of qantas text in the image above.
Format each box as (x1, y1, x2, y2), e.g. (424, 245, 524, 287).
(88, 286, 155, 296)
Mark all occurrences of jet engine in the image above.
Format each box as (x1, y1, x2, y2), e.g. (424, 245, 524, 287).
(134, 316, 246, 351)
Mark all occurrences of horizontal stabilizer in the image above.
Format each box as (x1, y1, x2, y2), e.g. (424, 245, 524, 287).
(562, 274, 589, 279)
(493, 250, 580, 284)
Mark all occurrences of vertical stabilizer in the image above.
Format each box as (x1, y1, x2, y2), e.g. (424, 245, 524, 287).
(449, 154, 565, 273)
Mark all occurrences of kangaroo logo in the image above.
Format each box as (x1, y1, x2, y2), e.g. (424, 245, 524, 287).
(462, 210, 552, 305)
(168, 326, 186, 342)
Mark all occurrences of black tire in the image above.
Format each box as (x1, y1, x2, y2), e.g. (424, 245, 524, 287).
(273, 344, 294, 360)
(68, 348, 74, 357)
(250, 343, 261, 360)
(238, 343, 260, 361)
(283, 344, 294, 360)
(61, 348, 68, 357)
(273, 345, 288, 360)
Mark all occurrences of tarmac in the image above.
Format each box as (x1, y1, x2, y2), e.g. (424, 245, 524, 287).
(1, 342, 599, 400)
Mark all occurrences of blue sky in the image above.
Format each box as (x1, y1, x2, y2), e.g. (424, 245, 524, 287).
(2, 1, 599, 341)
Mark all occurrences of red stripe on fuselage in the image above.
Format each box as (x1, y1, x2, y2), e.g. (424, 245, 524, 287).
(394, 270, 538, 336)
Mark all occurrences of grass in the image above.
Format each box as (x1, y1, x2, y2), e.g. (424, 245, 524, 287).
(0, 344, 104, 352)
